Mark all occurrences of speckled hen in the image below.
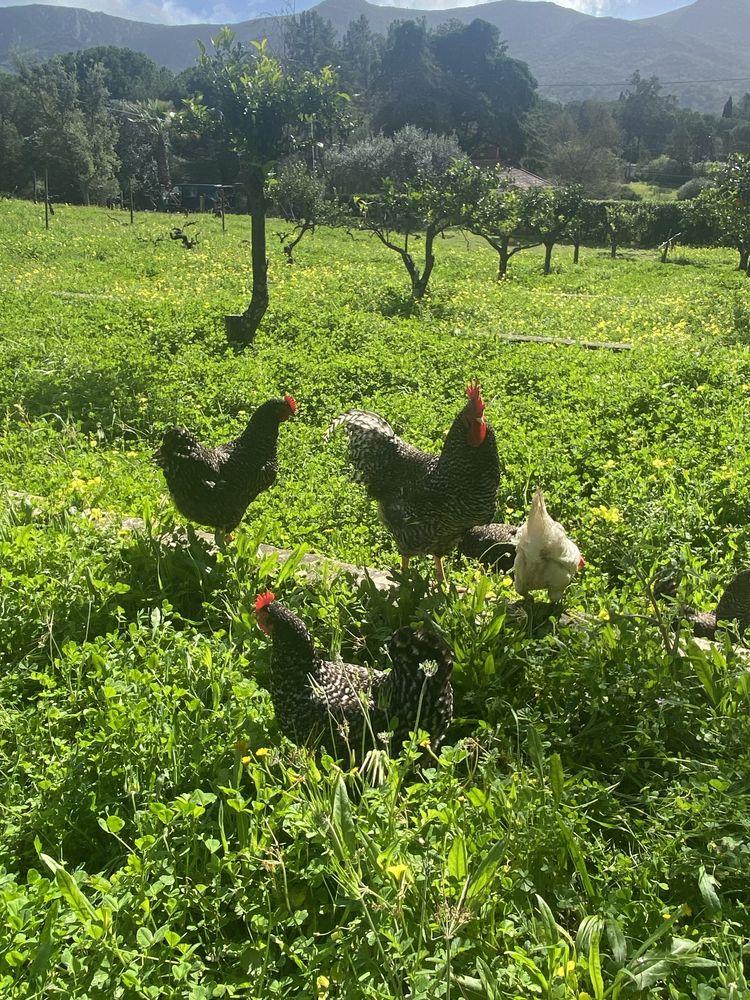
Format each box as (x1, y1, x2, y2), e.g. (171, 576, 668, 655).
(153, 394, 297, 539)
(459, 522, 519, 573)
(658, 569, 750, 641)
(254, 592, 454, 757)
(325, 383, 500, 585)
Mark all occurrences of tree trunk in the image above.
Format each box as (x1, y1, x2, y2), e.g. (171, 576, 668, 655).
(739, 246, 749, 272)
(155, 133, 171, 193)
(498, 239, 510, 278)
(226, 173, 269, 345)
(543, 241, 554, 275)
(411, 227, 436, 299)
(610, 239, 618, 259)
(573, 240, 580, 265)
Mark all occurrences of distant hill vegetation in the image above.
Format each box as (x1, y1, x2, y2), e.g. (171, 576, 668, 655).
(0, 0, 747, 112)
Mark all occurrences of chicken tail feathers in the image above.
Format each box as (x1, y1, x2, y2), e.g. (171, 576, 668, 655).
(389, 627, 453, 685)
(384, 626, 454, 752)
(325, 409, 404, 493)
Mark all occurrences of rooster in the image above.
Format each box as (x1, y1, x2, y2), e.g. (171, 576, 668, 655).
(153, 394, 297, 540)
(513, 489, 584, 602)
(326, 383, 500, 585)
(254, 592, 453, 757)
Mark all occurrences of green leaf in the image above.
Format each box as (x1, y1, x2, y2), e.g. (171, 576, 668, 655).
(465, 836, 508, 905)
(549, 753, 564, 805)
(556, 817, 596, 900)
(28, 901, 58, 983)
(698, 866, 721, 915)
(588, 924, 604, 1000)
(40, 855, 99, 932)
(332, 776, 356, 856)
(137, 926, 153, 949)
(606, 916, 627, 967)
(526, 724, 545, 783)
(103, 815, 125, 834)
(447, 835, 468, 881)
(535, 894, 559, 944)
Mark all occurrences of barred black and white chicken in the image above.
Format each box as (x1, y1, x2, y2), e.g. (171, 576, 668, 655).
(657, 568, 750, 641)
(254, 592, 454, 757)
(325, 383, 500, 585)
(153, 394, 297, 540)
(458, 522, 519, 573)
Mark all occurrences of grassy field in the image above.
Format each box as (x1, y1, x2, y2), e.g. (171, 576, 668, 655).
(3, 198, 750, 998)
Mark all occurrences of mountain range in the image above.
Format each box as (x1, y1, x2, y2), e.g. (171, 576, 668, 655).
(0, 0, 747, 112)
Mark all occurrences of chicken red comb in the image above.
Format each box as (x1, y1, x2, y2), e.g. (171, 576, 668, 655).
(284, 394, 298, 414)
(465, 380, 485, 414)
(254, 591, 276, 613)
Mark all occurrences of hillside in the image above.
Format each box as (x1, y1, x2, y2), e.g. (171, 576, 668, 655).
(0, 0, 747, 112)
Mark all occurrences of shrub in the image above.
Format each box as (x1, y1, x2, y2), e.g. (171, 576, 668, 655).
(646, 155, 691, 187)
(676, 177, 711, 201)
(323, 126, 463, 196)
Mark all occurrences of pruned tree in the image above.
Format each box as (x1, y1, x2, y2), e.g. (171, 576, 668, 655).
(185, 28, 349, 344)
(460, 167, 536, 278)
(354, 157, 474, 300)
(693, 154, 750, 272)
(602, 201, 642, 258)
(524, 184, 584, 274)
(268, 159, 340, 263)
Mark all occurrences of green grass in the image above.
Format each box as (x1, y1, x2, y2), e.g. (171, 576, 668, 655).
(2, 199, 750, 998)
(624, 182, 679, 202)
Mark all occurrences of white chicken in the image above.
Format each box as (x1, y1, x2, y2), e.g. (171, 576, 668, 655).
(513, 489, 585, 602)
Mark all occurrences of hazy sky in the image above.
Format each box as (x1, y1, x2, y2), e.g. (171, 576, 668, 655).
(0, 0, 692, 25)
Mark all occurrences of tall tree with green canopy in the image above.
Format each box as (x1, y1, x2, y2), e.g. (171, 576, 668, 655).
(340, 15, 382, 101)
(15, 55, 119, 205)
(372, 20, 449, 137)
(282, 11, 338, 75)
(430, 18, 536, 160)
(186, 28, 349, 343)
(617, 71, 677, 161)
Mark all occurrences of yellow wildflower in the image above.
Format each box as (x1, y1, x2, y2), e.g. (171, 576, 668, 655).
(255, 747, 269, 757)
(386, 863, 409, 880)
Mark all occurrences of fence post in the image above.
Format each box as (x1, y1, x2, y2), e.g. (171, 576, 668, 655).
(44, 169, 49, 230)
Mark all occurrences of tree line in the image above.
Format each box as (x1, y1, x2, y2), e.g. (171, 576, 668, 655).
(3, 11, 750, 208)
